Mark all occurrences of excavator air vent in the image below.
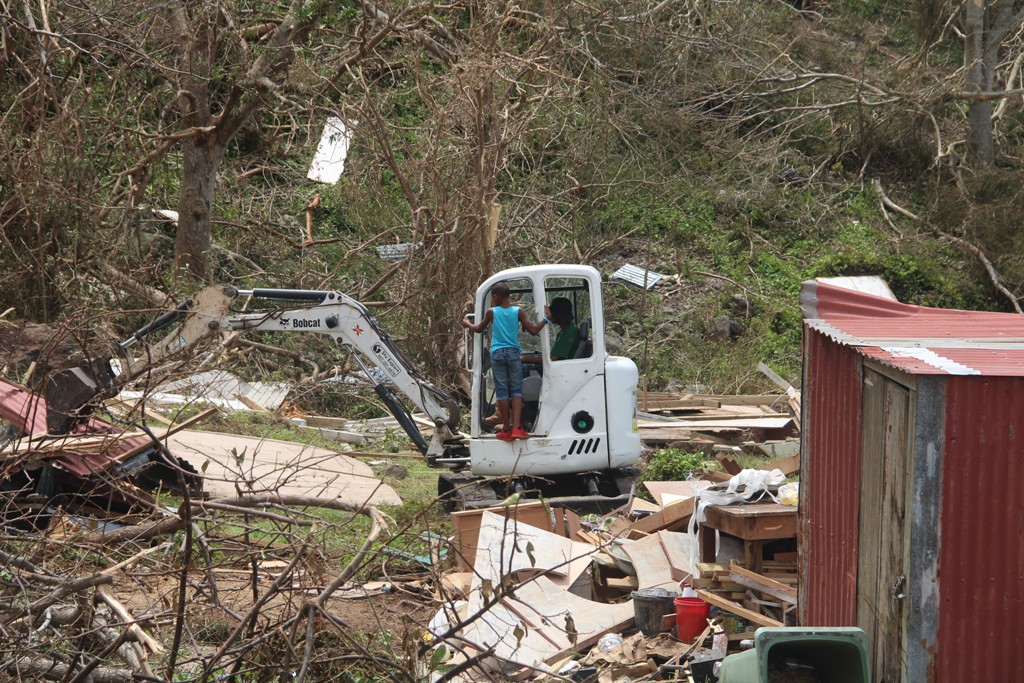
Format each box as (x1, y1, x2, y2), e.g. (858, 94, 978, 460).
(567, 437, 601, 456)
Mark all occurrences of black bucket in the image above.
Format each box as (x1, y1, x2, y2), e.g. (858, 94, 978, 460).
(631, 587, 678, 637)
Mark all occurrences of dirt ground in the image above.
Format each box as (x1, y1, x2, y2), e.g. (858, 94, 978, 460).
(0, 322, 85, 379)
(114, 564, 435, 651)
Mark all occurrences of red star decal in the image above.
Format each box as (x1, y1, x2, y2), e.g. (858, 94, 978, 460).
(352, 324, 364, 336)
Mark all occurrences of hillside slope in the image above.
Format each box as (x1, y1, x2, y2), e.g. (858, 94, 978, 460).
(1, 0, 1020, 402)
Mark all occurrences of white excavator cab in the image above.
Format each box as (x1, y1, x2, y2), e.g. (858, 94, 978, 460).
(465, 265, 641, 479)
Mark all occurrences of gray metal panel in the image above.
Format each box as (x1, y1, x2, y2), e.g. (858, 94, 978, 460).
(907, 376, 944, 682)
(376, 243, 420, 261)
(610, 264, 663, 289)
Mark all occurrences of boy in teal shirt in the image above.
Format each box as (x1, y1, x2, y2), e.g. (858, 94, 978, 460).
(461, 282, 548, 440)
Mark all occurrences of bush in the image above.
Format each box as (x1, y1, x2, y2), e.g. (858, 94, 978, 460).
(639, 448, 712, 500)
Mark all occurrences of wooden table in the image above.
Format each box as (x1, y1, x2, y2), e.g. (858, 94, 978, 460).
(698, 502, 797, 573)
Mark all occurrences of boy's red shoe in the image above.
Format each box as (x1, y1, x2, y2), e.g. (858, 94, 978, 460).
(511, 427, 530, 440)
(495, 429, 514, 442)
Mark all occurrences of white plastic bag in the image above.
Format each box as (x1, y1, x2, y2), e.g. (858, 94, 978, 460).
(779, 481, 799, 507)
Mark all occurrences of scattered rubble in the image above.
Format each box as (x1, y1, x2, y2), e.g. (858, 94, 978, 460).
(422, 469, 799, 680)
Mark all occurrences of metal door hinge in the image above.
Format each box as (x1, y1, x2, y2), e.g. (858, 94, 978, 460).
(891, 575, 906, 600)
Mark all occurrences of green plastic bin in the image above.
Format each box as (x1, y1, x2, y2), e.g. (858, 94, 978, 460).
(716, 627, 870, 683)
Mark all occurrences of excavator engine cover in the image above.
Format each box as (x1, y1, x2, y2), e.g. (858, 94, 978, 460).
(44, 359, 116, 434)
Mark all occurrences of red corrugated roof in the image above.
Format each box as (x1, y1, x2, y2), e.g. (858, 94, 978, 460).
(0, 378, 151, 477)
(801, 280, 1024, 375)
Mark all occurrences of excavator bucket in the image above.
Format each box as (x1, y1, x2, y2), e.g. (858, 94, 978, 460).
(43, 359, 116, 434)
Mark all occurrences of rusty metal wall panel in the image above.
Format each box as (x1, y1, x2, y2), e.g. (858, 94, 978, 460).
(937, 377, 1024, 682)
(799, 329, 862, 626)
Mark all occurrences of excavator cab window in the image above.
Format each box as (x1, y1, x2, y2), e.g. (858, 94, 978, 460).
(542, 276, 591, 361)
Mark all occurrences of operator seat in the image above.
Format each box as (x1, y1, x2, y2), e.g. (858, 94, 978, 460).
(573, 320, 592, 359)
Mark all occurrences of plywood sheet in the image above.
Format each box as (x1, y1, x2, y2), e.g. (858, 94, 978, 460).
(643, 480, 713, 507)
(451, 501, 566, 571)
(658, 530, 696, 582)
(461, 575, 635, 674)
(468, 511, 595, 610)
(167, 430, 400, 505)
(622, 533, 677, 591)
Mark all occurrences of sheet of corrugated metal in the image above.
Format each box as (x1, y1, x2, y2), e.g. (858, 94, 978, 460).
(937, 376, 1024, 682)
(801, 280, 1024, 376)
(0, 378, 150, 477)
(799, 329, 862, 626)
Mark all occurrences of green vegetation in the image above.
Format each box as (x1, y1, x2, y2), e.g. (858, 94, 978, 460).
(639, 448, 715, 493)
(3, 0, 1019, 407)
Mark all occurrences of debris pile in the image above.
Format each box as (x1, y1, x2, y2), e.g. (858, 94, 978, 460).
(430, 435, 800, 680)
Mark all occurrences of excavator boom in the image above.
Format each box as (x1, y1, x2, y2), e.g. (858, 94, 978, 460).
(44, 285, 461, 460)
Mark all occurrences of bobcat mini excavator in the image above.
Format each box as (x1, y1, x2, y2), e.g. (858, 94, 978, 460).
(43, 265, 641, 509)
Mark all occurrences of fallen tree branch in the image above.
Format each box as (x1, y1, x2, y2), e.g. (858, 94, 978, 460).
(225, 336, 320, 378)
(7, 656, 133, 682)
(943, 232, 1024, 314)
(871, 178, 920, 221)
(871, 180, 1024, 314)
(95, 586, 165, 657)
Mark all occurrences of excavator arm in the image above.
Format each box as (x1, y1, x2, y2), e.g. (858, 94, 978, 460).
(220, 287, 461, 461)
(45, 285, 462, 463)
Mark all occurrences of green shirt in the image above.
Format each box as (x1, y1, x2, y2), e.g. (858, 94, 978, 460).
(550, 322, 580, 359)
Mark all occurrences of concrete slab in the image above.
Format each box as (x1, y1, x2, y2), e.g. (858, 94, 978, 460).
(167, 430, 401, 506)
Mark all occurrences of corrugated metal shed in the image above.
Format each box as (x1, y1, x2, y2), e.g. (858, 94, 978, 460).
(799, 279, 1024, 682)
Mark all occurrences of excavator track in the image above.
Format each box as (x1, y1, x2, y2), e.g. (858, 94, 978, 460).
(438, 466, 639, 514)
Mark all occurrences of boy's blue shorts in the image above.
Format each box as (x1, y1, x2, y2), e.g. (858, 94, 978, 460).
(491, 347, 523, 400)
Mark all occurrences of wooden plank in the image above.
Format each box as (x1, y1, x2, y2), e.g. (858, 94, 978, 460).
(563, 507, 582, 539)
(877, 377, 911, 683)
(104, 398, 175, 425)
(757, 362, 801, 422)
(235, 394, 269, 412)
(857, 368, 886, 672)
(605, 576, 639, 590)
(300, 415, 349, 429)
(113, 406, 221, 461)
(694, 469, 732, 483)
(728, 565, 797, 605)
(766, 452, 800, 476)
(696, 562, 731, 578)
(0, 431, 146, 455)
(694, 589, 783, 628)
(692, 578, 748, 592)
(629, 496, 695, 534)
(715, 452, 742, 475)
(638, 417, 793, 430)
(771, 551, 798, 562)
(630, 497, 661, 515)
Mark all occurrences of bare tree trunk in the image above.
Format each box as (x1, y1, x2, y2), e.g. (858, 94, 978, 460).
(175, 137, 224, 280)
(965, 0, 995, 166)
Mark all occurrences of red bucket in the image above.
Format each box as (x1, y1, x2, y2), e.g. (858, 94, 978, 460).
(674, 596, 710, 642)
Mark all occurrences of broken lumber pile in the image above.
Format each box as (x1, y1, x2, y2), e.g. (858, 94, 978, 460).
(636, 390, 800, 453)
(434, 470, 800, 680)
